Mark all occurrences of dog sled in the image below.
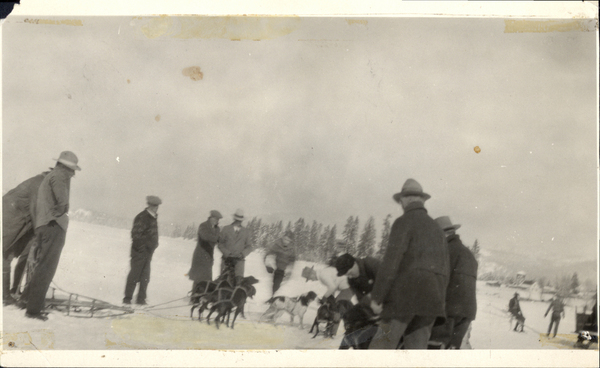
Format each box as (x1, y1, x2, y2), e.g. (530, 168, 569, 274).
(574, 303, 598, 349)
(44, 287, 134, 318)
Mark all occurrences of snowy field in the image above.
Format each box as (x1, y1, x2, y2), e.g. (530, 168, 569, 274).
(1, 221, 596, 351)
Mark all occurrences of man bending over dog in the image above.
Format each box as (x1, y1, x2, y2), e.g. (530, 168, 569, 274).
(335, 253, 381, 348)
(335, 253, 380, 305)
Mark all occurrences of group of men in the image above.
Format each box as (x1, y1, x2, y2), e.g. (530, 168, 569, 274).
(333, 178, 478, 349)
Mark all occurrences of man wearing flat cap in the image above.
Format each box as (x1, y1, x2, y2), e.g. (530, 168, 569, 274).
(218, 209, 253, 278)
(123, 195, 161, 305)
(22, 151, 81, 321)
(188, 210, 222, 296)
(429, 216, 478, 349)
(369, 179, 449, 349)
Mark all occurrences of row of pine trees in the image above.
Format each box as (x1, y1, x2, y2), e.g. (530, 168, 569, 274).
(178, 215, 479, 263)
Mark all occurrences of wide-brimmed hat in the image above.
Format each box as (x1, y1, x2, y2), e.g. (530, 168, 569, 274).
(435, 216, 461, 231)
(335, 253, 356, 277)
(392, 178, 430, 202)
(146, 195, 162, 206)
(233, 208, 244, 221)
(54, 151, 81, 171)
(209, 210, 223, 219)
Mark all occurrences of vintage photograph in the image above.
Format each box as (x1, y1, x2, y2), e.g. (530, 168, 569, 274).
(1, 2, 598, 366)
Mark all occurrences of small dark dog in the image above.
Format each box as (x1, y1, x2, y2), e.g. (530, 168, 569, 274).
(205, 275, 259, 329)
(260, 291, 318, 329)
(339, 303, 379, 349)
(309, 296, 338, 338)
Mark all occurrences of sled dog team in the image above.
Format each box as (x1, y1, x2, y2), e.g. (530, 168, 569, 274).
(4, 151, 482, 349)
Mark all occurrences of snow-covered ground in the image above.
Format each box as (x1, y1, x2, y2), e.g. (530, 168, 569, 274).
(1, 221, 597, 352)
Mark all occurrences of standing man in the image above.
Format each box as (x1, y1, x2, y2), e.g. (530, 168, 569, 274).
(544, 295, 565, 338)
(2, 170, 50, 305)
(430, 216, 478, 349)
(23, 151, 80, 321)
(264, 230, 296, 296)
(188, 210, 222, 295)
(123, 196, 161, 306)
(218, 209, 253, 278)
(369, 179, 449, 349)
(509, 292, 525, 332)
(335, 253, 381, 305)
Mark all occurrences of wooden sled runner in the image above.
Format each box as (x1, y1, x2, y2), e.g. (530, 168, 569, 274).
(45, 288, 134, 318)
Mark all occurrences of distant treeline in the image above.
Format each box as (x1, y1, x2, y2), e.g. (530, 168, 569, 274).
(71, 208, 480, 263)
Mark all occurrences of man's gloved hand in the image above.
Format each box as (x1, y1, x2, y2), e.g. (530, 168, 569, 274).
(266, 266, 274, 274)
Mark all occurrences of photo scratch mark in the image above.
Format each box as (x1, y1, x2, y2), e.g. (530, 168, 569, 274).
(23, 18, 83, 27)
(504, 20, 594, 33)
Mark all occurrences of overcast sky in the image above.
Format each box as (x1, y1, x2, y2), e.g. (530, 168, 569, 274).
(2, 16, 597, 280)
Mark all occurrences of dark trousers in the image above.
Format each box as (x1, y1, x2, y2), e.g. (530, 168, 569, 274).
(2, 229, 35, 300)
(25, 222, 66, 315)
(369, 316, 436, 349)
(430, 316, 472, 349)
(272, 268, 285, 294)
(547, 313, 561, 337)
(124, 252, 153, 302)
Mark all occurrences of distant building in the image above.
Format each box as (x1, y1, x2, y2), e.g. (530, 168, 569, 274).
(515, 271, 526, 285)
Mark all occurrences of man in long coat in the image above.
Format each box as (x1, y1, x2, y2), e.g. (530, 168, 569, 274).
(23, 151, 80, 320)
(2, 170, 49, 305)
(188, 210, 222, 294)
(369, 179, 449, 349)
(429, 216, 478, 349)
(123, 195, 161, 305)
(218, 209, 253, 278)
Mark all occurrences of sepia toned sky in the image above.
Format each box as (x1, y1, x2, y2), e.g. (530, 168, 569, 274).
(2, 16, 597, 280)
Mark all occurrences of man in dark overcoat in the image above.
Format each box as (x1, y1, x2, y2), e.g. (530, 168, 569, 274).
(509, 292, 525, 332)
(368, 178, 449, 349)
(335, 253, 381, 305)
(23, 151, 80, 320)
(188, 210, 222, 295)
(2, 170, 50, 305)
(123, 195, 161, 305)
(429, 216, 478, 349)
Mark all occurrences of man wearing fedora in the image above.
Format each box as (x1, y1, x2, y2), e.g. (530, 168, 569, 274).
(123, 195, 162, 305)
(368, 179, 449, 349)
(22, 151, 81, 321)
(188, 210, 223, 296)
(218, 209, 253, 278)
(429, 216, 478, 349)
